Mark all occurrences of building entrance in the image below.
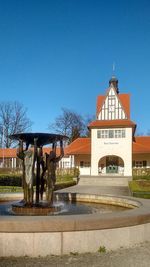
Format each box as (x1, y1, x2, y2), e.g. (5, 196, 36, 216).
(106, 156, 118, 174)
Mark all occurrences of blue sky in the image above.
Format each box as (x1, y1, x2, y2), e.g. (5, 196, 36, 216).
(0, 0, 150, 134)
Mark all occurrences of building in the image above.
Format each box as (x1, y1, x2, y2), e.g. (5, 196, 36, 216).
(66, 76, 150, 185)
(1, 76, 150, 185)
(0, 147, 73, 169)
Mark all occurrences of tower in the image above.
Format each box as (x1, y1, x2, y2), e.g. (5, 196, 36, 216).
(88, 77, 136, 178)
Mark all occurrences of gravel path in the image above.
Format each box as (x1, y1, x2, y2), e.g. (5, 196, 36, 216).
(0, 242, 150, 267)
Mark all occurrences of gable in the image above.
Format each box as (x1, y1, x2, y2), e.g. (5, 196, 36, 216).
(97, 87, 129, 120)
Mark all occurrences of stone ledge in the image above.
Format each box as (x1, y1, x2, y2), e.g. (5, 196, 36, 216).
(1, 193, 150, 256)
(0, 193, 150, 233)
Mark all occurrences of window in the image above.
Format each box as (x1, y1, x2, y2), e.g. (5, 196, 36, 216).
(84, 162, 90, 167)
(115, 130, 122, 138)
(114, 129, 125, 138)
(97, 129, 126, 139)
(101, 130, 109, 138)
(133, 161, 147, 168)
(80, 161, 90, 168)
(122, 129, 126, 138)
(97, 130, 101, 138)
(80, 161, 84, 168)
(135, 161, 143, 168)
(143, 161, 147, 167)
(109, 130, 114, 138)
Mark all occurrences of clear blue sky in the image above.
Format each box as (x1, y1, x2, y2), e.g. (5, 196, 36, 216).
(0, 0, 150, 134)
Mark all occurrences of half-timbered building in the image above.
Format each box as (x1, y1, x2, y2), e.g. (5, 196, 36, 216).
(66, 76, 150, 185)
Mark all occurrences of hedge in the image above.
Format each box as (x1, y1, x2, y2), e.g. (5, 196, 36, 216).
(0, 173, 76, 188)
(0, 174, 22, 186)
(133, 175, 150, 180)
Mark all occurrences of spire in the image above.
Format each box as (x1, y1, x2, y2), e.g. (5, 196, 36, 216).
(109, 75, 119, 94)
(109, 63, 119, 93)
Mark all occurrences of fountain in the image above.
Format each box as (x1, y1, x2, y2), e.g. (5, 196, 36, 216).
(9, 132, 68, 215)
(0, 132, 150, 256)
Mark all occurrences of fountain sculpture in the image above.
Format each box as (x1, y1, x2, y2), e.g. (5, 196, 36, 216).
(9, 132, 67, 215)
(1, 133, 150, 255)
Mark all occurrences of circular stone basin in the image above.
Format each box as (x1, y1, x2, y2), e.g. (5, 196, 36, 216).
(0, 192, 139, 216)
(0, 192, 150, 256)
(0, 199, 128, 216)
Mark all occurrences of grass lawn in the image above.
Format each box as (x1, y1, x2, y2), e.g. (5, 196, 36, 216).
(129, 180, 150, 199)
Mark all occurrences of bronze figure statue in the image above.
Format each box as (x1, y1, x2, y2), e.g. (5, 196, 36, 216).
(40, 140, 64, 205)
(17, 138, 37, 206)
(9, 133, 67, 209)
(46, 140, 64, 205)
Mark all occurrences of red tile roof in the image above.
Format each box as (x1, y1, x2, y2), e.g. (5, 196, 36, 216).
(65, 138, 91, 155)
(119, 94, 130, 119)
(0, 148, 17, 158)
(88, 119, 136, 129)
(0, 147, 68, 158)
(133, 136, 150, 154)
(96, 95, 105, 117)
(96, 92, 130, 119)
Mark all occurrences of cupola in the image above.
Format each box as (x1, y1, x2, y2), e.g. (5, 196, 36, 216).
(109, 75, 119, 94)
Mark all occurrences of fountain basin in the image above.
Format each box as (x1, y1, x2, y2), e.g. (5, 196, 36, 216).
(0, 192, 150, 256)
(11, 203, 60, 215)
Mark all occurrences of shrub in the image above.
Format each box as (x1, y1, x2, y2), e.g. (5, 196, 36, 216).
(133, 175, 150, 180)
(56, 167, 79, 177)
(98, 246, 106, 253)
(0, 172, 76, 188)
(55, 180, 76, 190)
(0, 174, 22, 186)
(129, 180, 150, 199)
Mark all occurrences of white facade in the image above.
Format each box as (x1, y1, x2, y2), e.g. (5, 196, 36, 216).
(74, 155, 91, 175)
(89, 83, 133, 177)
(58, 155, 74, 169)
(91, 127, 132, 176)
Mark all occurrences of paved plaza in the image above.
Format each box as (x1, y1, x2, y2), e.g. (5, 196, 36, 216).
(58, 184, 131, 196)
(0, 241, 150, 267)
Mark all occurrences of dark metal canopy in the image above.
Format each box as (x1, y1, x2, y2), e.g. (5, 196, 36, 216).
(9, 133, 68, 147)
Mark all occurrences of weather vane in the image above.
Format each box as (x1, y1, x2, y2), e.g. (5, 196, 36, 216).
(112, 62, 115, 74)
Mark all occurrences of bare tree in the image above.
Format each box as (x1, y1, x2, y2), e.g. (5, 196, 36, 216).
(0, 101, 32, 148)
(48, 107, 95, 143)
(48, 108, 85, 143)
(83, 114, 95, 137)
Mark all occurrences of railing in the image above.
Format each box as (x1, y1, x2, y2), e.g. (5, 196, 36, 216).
(133, 168, 150, 177)
(0, 167, 79, 178)
(56, 168, 79, 177)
